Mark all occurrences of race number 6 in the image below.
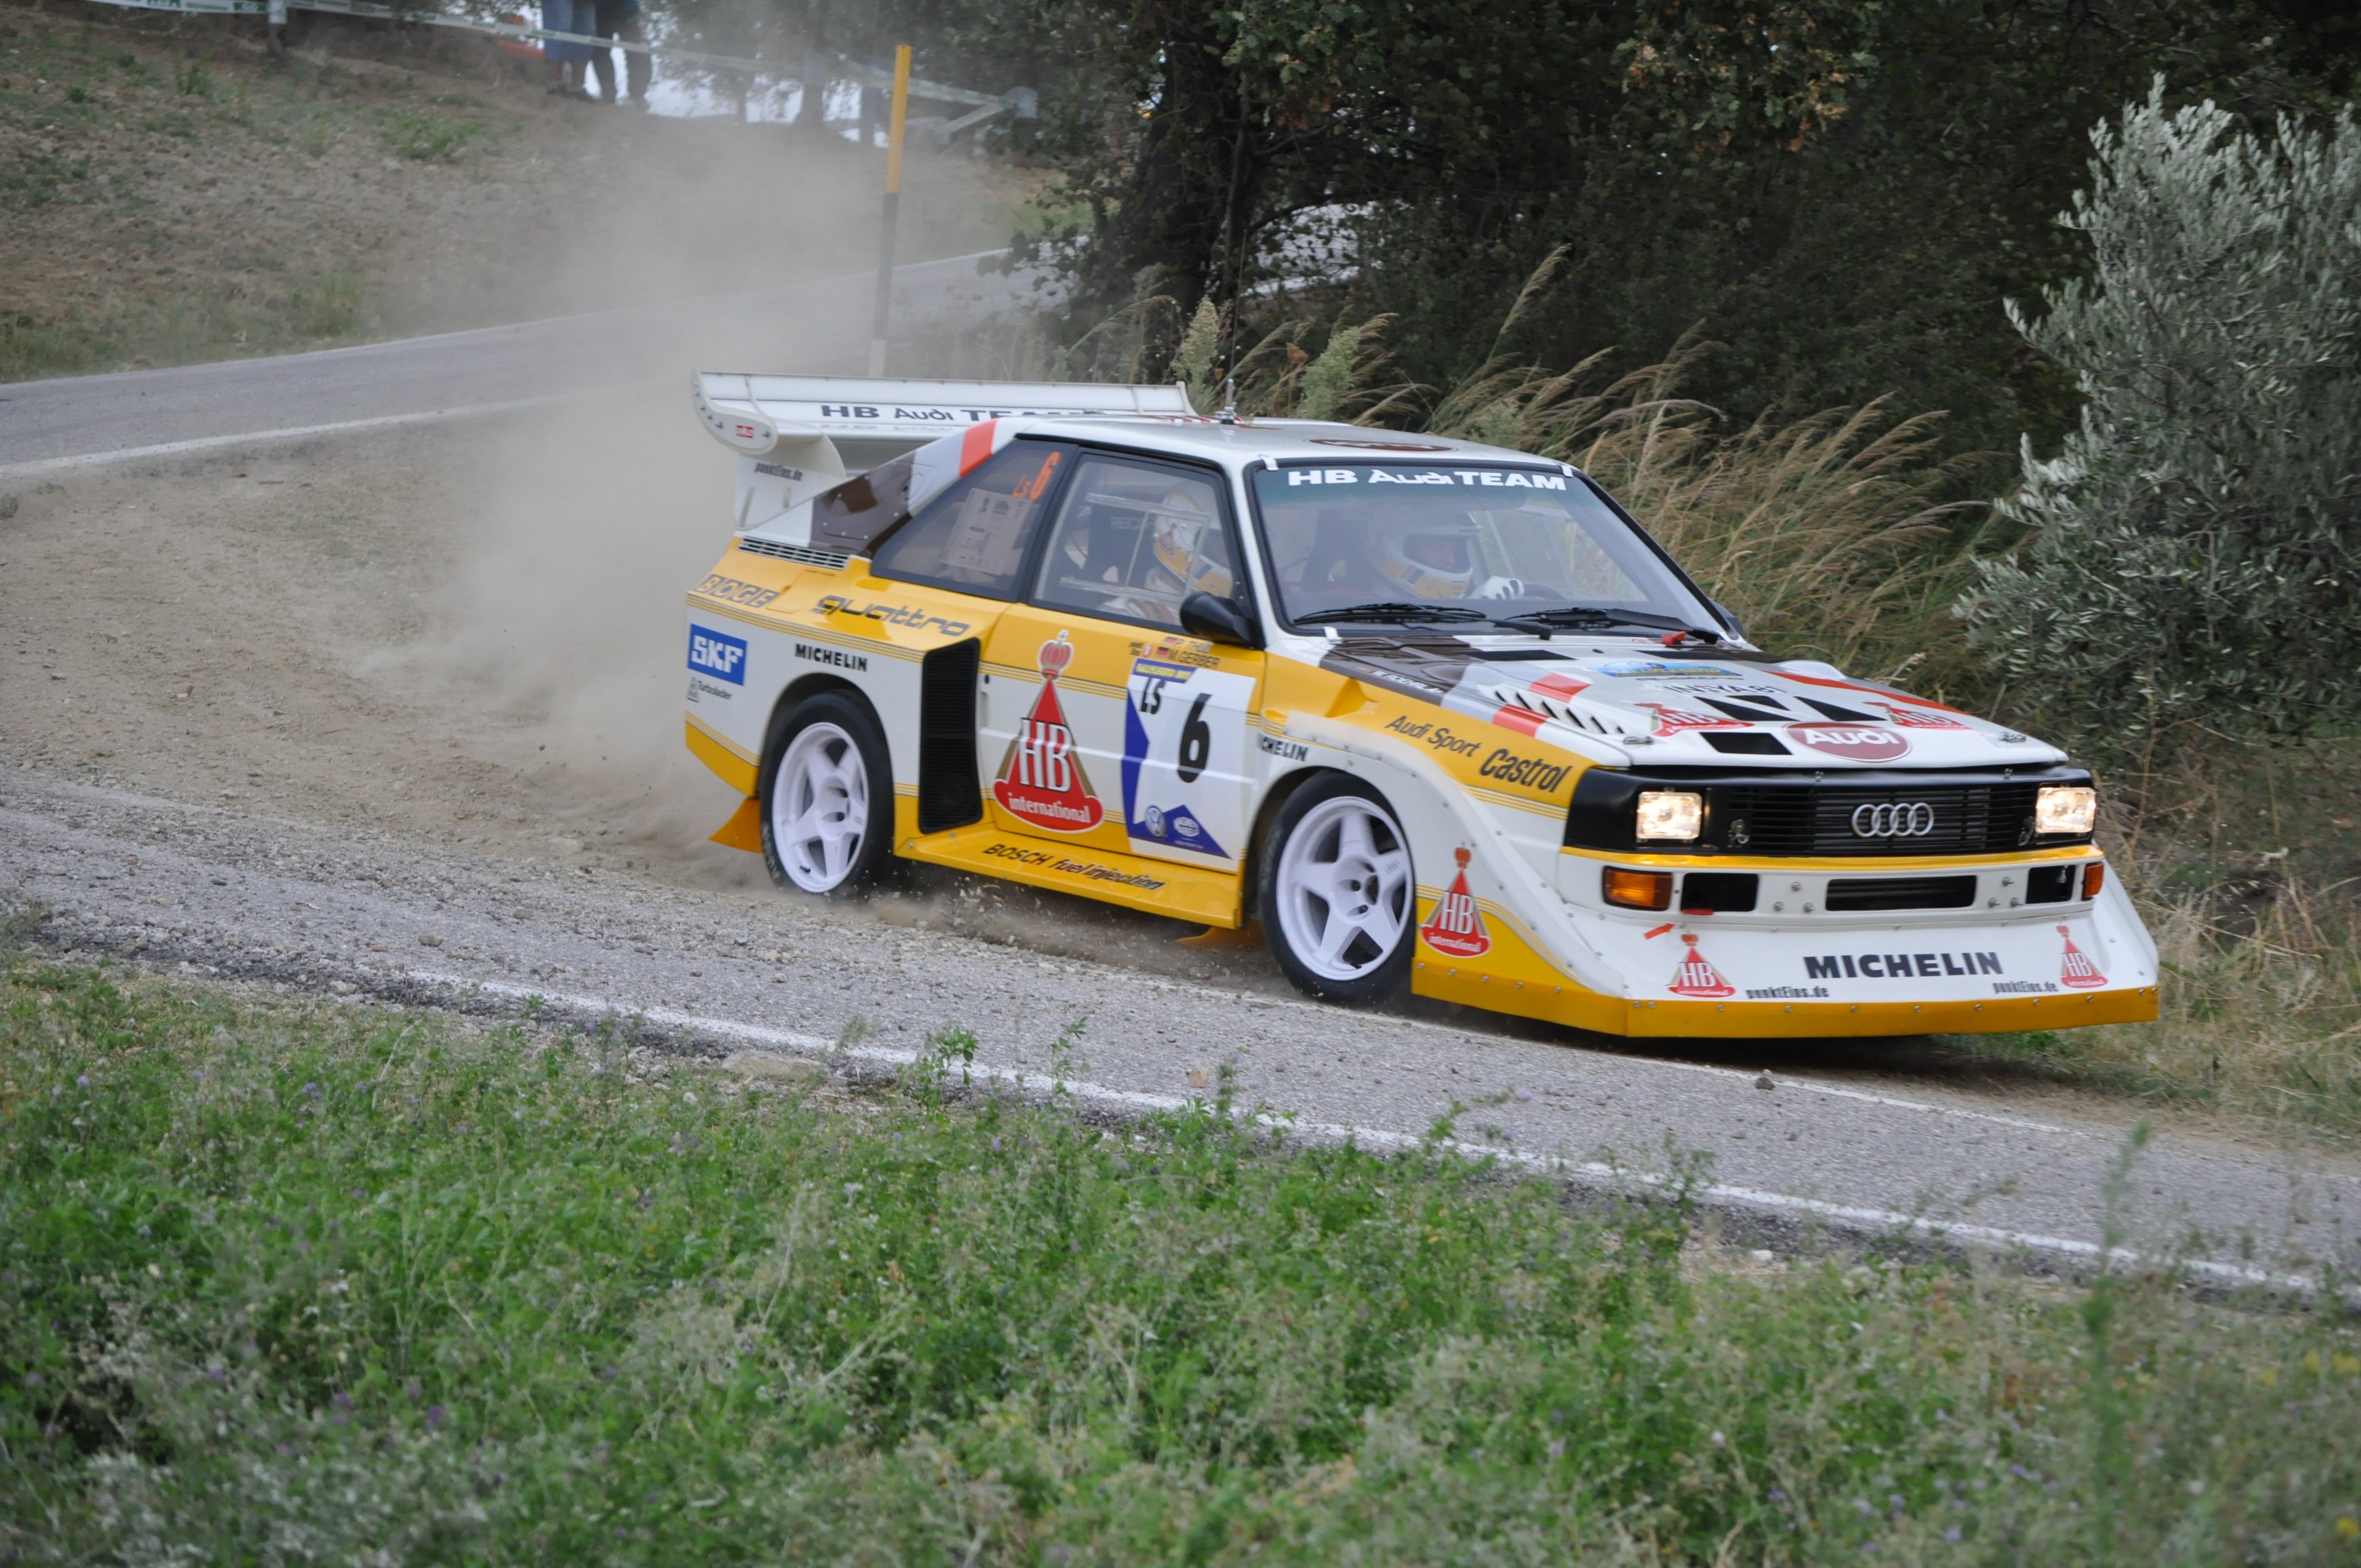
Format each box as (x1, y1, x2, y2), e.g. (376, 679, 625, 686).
(1177, 694, 1211, 783)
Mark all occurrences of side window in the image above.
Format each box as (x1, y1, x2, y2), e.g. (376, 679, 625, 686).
(1031, 456, 1234, 629)
(870, 441, 1071, 600)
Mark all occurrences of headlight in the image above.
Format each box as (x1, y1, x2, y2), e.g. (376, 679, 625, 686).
(2036, 785, 2098, 836)
(1636, 790, 1704, 842)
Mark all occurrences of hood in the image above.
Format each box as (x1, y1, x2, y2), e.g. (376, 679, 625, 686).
(1321, 635, 2066, 770)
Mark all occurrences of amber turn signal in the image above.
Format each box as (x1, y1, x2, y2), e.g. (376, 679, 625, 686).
(1603, 868, 1673, 911)
(2083, 861, 2105, 899)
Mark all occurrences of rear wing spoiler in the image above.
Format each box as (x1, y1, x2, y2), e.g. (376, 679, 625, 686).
(693, 372, 1195, 543)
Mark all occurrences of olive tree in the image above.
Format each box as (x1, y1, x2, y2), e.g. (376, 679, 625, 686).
(1959, 85, 2361, 748)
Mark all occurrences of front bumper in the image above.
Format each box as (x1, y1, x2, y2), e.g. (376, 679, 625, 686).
(1410, 847, 2161, 1038)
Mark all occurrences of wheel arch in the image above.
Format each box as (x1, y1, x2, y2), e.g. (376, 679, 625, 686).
(757, 674, 892, 806)
(1242, 764, 1374, 923)
(762, 673, 869, 774)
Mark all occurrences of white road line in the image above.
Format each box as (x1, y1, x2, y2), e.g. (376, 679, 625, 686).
(407, 968, 2324, 1298)
(1130, 969, 2075, 1135)
(0, 399, 567, 479)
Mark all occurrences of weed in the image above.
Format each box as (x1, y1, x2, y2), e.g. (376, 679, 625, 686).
(286, 268, 365, 339)
(902, 1023, 979, 1106)
(173, 52, 213, 97)
(380, 106, 480, 161)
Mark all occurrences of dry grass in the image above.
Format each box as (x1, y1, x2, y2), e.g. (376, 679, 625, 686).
(1418, 337, 1994, 691)
(1977, 739, 2361, 1140)
(1150, 252, 2001, 692)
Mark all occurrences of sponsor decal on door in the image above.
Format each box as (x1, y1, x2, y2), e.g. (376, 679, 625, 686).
(992, 633, 1105, 834)
(1120, 655, 1255, 860)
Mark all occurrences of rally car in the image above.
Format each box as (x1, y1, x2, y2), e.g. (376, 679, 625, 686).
(679, 373, 2159, 1037)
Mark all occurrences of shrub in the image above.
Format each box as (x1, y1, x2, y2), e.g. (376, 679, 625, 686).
(1959, 86, 2361, 751)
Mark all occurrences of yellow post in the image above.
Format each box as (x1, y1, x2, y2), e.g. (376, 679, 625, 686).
(869, 43, 913, 377)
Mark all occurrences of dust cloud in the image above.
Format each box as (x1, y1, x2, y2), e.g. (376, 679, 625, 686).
(389, 115, 1038, 867)
(2, 101, 1243, 973)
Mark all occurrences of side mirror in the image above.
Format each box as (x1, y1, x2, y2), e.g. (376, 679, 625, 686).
(1178, 590, 1263, 649)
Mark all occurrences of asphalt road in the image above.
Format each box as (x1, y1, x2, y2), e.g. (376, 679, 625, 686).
(8, 770, 2355, 1288)
(0, 249, 1029, 475)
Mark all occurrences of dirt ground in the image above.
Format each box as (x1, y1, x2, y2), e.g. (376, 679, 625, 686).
(1, 0, 1041, 378)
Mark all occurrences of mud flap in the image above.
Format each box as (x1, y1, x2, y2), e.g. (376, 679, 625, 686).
(710, 796, 764, 853)
(1177, 920, 1261, 948)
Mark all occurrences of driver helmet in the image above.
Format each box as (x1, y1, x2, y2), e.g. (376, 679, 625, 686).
(1368, 508, 1481, 598)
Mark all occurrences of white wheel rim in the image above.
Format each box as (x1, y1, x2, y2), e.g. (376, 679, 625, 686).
(1275, 795, 1412, 982)
(771, 721, 869, 892)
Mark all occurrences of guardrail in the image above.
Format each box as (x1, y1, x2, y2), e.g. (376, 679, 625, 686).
(78, 0, 1037, 124)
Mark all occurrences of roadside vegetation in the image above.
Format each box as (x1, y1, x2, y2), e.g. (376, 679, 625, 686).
(0, 10, 514, 379)
(1054, 87, 2361, 1146)
(4, 960, 2360, 1564)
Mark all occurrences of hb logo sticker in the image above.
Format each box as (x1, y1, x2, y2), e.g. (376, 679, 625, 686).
(688, 625, 749, 685)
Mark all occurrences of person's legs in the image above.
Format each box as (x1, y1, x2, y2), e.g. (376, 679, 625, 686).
(588, 0, 627, 104)
(542, 0, 587, 96)
(542, 0, 567, 90)
(621, 3, 650, 107)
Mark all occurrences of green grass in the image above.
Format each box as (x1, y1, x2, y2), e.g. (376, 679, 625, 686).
(4, 961, 2359, 1564)
(0, 269, 369, 382)
(379, 105, 486, 162)
(0, 16, 493, 380)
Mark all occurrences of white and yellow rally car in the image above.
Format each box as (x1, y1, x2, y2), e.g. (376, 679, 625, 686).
(681, 374, 2159, 1038)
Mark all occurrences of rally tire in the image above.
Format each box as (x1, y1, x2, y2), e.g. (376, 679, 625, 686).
(760, 693, 895, 895)
(1259, 774, 1415, 1005)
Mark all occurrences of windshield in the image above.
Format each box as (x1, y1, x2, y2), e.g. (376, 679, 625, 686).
(1250, 465, 1718, 631)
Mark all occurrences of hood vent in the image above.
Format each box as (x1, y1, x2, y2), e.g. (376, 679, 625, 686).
(738, 538, 850, 569)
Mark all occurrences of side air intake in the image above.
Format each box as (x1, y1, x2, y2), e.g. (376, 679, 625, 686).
(918, 639, 984, 834)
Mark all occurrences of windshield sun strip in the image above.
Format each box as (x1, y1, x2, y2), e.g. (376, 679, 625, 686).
(1244, 460, 1717, 638)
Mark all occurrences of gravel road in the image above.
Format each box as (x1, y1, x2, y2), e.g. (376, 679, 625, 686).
(9, 769, 2355, 1287)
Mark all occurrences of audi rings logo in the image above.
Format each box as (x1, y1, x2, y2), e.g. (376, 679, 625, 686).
(1852, 802, 1936, 839)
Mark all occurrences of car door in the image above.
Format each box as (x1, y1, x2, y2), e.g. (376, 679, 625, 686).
(980, 451, 1264, 869)
(863, 440, 1075, 833)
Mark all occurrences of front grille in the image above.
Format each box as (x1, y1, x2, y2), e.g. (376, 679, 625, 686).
(1716, 782, 2041, 857)
(1825, 875, 1978, 911)
(1565, 766, 2088, 857)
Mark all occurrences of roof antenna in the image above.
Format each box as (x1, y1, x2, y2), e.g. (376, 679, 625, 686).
(1216, 375, 1238, 426)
